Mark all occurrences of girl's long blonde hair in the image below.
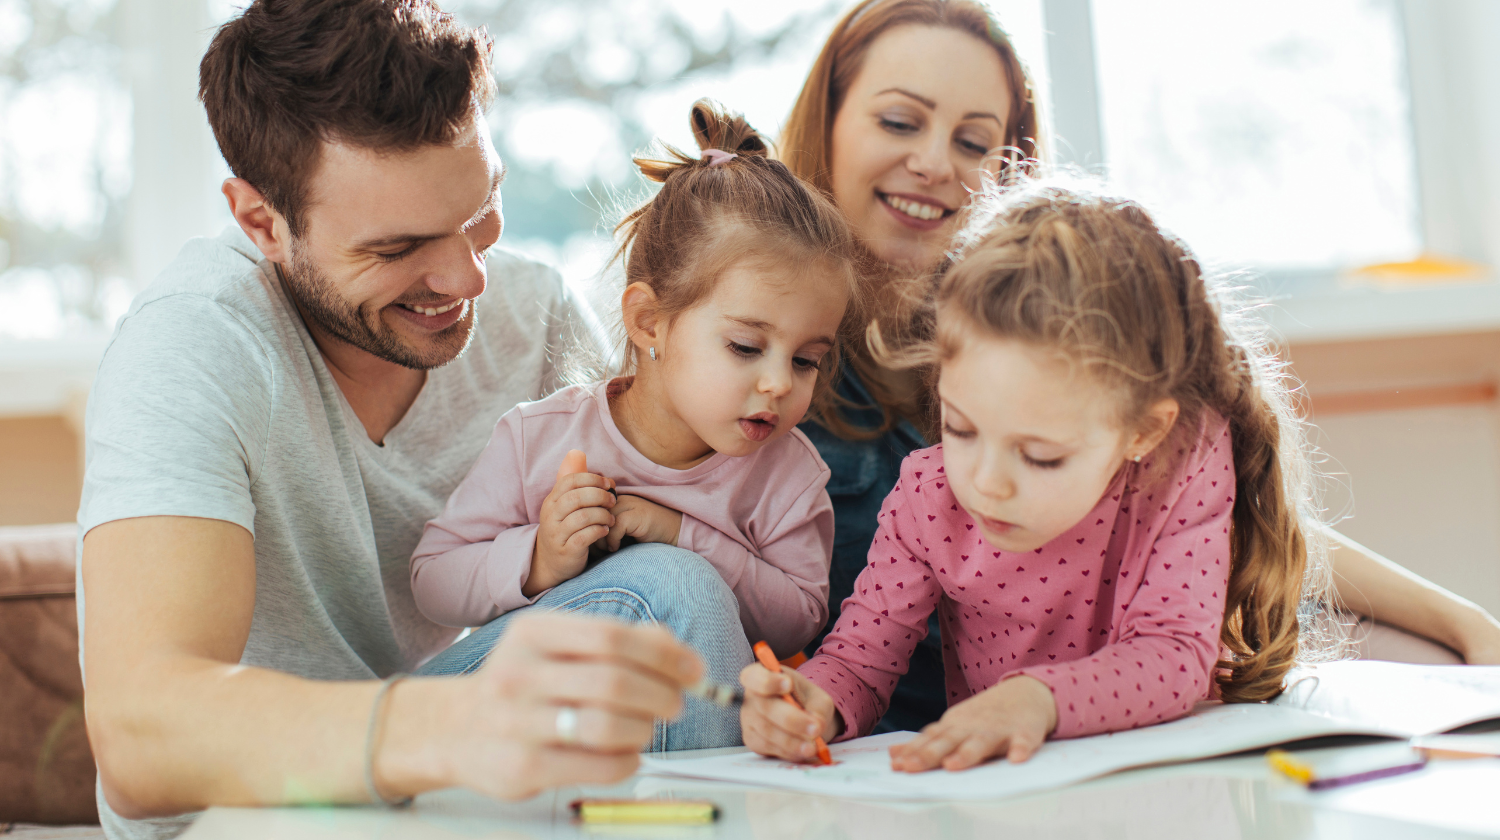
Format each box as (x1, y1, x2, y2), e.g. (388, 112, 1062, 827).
(881, 180, 1339, 702)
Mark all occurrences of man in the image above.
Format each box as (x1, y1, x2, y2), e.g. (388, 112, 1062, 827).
(79, 2, 745, 837)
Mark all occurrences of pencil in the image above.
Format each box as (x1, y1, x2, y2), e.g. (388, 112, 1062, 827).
(753, 640, 833, 765)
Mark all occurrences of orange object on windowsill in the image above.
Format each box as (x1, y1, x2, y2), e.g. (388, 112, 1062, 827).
(1345, 252, 1489, 287)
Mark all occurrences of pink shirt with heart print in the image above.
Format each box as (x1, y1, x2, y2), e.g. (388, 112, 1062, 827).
(799, 413, 1235, 741)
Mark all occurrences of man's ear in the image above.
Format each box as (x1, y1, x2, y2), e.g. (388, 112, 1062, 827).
(222, 178, 293, 264)
(621, 282, 663, 353)
(1125, 398, 1180, 462)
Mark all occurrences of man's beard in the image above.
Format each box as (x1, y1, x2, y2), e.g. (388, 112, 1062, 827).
(279, 247, 475, 371)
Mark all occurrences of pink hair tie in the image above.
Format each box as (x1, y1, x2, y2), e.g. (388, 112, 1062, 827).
(701, 148, 738, 167)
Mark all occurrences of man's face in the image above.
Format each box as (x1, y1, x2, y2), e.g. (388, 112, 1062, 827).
(281, 117, 504, 370)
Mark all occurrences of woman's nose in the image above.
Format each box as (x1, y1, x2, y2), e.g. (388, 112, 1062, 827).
(906, 132, 956, 185)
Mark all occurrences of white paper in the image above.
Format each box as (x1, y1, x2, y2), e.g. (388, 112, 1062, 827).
(641, 661, 1500, 802)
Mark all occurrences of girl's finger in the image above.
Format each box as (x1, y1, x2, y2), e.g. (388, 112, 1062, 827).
(737, 663, 790, 697)
(760, 691, 821, 740)
(744, 709, 816, 761)
(564, 525, 610, 556)
(560, 505, 613, 536)
(942, 730, 1006, 771)
(549, 471, 612, 501)
(556, 486, 617, 515)
(894, 726, 963, 772)
(1007, 727, 1045, 763)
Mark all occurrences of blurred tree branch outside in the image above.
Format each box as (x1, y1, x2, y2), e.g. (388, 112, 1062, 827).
(0, 0, 842, 336)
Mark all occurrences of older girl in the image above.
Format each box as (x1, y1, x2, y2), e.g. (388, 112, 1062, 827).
(742, 182, 1334, 768)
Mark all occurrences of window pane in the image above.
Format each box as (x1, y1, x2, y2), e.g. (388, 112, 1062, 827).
(1091, 0, 1421, 270)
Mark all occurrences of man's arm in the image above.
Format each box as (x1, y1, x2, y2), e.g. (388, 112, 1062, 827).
(84, 515, 702, 817)
(1327, 528, 1500, 664)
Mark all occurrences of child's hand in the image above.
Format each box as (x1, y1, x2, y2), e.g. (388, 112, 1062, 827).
(888, 675, 1058, 772)
(524, 452, 616, 597)
(739, 662, 841, 762)
(602, 495, 683, 552)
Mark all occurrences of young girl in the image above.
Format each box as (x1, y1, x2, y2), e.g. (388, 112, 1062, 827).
(740, 181, 1333, 770)
(410, 101, 860, 658)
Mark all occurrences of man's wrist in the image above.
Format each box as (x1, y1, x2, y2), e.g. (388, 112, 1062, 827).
(373, 677, 460, 799)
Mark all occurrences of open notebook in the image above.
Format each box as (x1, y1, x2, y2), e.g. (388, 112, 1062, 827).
(640, 661, 1500, 801)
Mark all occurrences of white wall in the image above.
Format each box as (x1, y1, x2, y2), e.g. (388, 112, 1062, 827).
(1316, 404, 1500, 617)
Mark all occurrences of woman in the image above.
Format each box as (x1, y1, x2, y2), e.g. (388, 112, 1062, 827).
(783, 0, 1500, 733)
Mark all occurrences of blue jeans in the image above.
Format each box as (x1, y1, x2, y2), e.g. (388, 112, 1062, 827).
(416, 543, 751, 752)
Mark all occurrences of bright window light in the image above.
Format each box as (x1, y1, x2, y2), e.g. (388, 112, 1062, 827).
(1091, 0, 1422, 271)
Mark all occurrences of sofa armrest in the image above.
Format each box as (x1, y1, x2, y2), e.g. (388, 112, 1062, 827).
(0, 523, 97, 825)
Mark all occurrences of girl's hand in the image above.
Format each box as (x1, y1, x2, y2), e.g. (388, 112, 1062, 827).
(525, 469, 617, 597)
(888, 675, 1058, 772)
(602, 495, 683, 552)
(739, 663, 841, 762)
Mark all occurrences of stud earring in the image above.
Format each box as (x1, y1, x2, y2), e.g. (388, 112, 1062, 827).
(649, 346, 657, 362)
(1132, 454, 1143, 463)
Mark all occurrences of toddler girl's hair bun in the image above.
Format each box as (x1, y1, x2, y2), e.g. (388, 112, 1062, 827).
(634, 98, 770, 184)
(689, 98, 768, 159)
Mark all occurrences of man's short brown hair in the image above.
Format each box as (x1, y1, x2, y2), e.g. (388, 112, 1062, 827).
(199, 0, 496, 237)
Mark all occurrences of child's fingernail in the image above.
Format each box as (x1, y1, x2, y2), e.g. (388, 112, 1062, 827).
(800, 742, 814, 757)
(779, 678, 791, 693)
(806, 722, 818, 736)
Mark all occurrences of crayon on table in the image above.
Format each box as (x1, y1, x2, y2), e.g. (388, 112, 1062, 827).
(570, 799, 718, 824)
(1265, 749, 1427, 790)
(753, 640, 833, 765)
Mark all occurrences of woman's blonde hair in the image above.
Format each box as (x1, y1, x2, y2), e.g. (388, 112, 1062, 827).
(778, 0, 1042, 440)
(880, 180, 1339, 702)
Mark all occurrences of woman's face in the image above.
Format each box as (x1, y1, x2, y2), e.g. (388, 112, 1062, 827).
(829, 25, 1013, 272)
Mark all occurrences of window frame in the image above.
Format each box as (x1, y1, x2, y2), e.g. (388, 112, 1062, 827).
(1038, 0, 1500, 313)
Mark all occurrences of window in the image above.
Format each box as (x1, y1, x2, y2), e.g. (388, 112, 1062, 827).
(1041, 0, 1493, 279)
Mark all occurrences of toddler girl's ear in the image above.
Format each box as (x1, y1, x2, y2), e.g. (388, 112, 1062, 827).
(621, 282, 662, 347)
(1125, 398, 1181, 461)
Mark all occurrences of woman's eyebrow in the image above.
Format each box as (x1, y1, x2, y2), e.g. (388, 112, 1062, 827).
(877, 87, 936, 108)
(876, 87, 1003, 127)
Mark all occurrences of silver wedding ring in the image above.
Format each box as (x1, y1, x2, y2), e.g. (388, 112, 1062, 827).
(555, 706, 580, 746)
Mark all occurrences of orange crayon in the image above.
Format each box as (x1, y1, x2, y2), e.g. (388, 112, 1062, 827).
(753, 641, 832, 765)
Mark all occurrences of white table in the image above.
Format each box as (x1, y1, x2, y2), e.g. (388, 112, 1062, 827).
(182, 742, 1500, 839)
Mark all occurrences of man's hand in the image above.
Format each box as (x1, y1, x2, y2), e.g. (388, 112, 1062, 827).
(602, 495, 683, 553)
(525, 452, 617, 597)
(738, 662, 840, 762)
(379, 613, 703, 800)
(888, 675, 1058, 772)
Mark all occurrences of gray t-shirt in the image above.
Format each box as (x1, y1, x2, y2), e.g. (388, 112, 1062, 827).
(77, 228, 591, 838)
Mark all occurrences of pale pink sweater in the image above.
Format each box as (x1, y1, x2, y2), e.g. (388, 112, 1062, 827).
(801, 415, 1235, 740)
(410, 379, 834, 656)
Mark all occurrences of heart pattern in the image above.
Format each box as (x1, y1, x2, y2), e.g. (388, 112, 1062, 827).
(801, 423, 1235, 744)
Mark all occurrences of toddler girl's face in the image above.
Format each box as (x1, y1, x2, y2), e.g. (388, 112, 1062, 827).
(657, 259, 848, 458)
(938, 330, 1133, 554)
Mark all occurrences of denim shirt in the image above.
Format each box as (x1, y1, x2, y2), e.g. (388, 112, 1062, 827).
(799, 363, 947, 732)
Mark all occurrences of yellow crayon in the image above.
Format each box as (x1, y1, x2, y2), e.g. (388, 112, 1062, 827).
(1266, 749, 1315, 784)
(570, 799, 719, 825)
